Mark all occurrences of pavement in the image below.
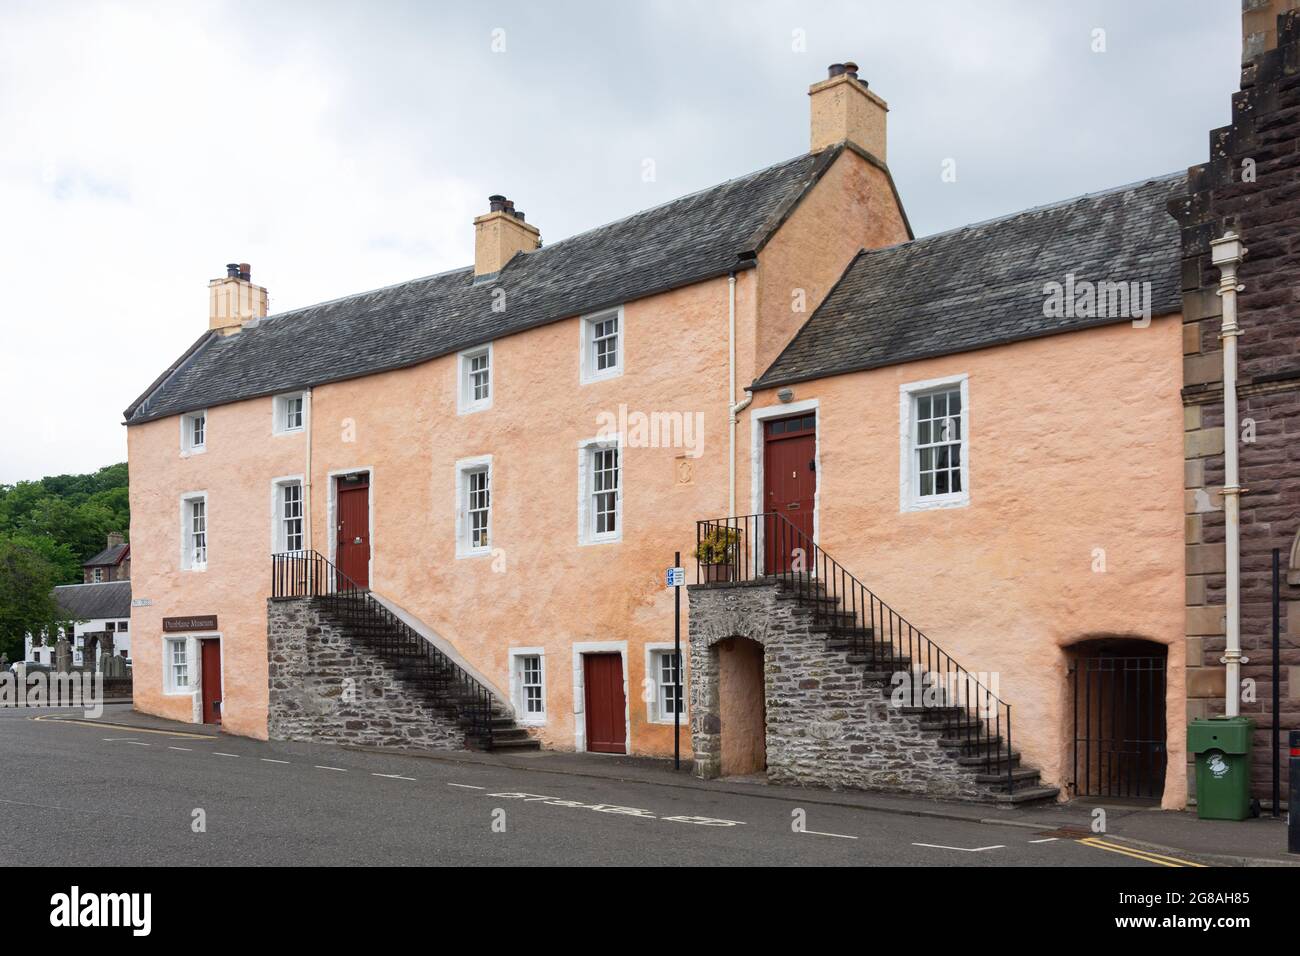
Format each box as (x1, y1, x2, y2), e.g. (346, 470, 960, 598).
(1, 703, 1293, 867)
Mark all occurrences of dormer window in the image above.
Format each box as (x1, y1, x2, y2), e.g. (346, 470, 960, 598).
(274, 392, 306, 434)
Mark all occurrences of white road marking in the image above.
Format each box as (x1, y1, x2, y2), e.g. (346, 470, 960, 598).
(104, 738, 149, 745)
(167, 746, 192, 752)
(1029, 837, 1058, 844)
(802, 829, 858, 840)
(447, 783, 486, 790)
(372, 773, 415, 781)
(911, 843, 1006, 852)
(260, 758, 290, 764)
(315, 765, 347, 772)
(213, 752, 239, 758)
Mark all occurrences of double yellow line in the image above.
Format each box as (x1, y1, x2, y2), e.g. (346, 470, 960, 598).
(1080, 836, 1206, 867)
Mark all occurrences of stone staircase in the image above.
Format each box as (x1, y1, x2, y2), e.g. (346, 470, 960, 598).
(771, 576, 1058, 804)
(313, 595, 539, 752)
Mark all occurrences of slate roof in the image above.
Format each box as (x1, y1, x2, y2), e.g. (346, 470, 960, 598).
(756, 172, 1187, 388)
(126, 147, 868, 425)
(84, 543, 129, 567)
(53, 581, 132, 621)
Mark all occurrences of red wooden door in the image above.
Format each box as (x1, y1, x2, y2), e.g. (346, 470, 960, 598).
(764, 413, 817, 573)
(583, 653, 627, 754)
(200, 638, 222, 725)
(336, 475, 370, 589)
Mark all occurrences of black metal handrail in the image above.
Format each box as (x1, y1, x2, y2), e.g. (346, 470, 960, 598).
(271, 550, 496, 747)
(696, 513, 1014, 788)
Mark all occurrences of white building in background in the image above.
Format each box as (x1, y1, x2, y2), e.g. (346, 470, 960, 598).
(23, 580, 132, 667)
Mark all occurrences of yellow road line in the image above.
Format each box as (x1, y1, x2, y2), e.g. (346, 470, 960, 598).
(1080, 836, 1206, 868)
(31, 715, 214, 740)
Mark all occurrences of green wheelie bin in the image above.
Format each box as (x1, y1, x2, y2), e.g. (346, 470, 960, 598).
(1187, 716, 1255, 820)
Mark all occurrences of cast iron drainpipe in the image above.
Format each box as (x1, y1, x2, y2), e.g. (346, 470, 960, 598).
(1210, 229, 1247, 716)
(727, 272, 754, 515)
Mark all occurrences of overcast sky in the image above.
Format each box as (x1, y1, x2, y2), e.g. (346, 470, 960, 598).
(0, 0, 1240, 483)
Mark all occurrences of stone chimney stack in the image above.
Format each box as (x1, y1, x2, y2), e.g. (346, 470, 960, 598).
(808, 61, 888, 159)
(106, 531, 124, 549)
(208, 261, 268, 335)
(473, 195, 540, 277)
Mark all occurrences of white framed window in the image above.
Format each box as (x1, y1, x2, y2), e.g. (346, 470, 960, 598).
(273, 392, 306, 434)
(92, 568, 103, 583)
(181, 411, 207, 455)
(458, 344, 493, 414)
(509, 648, 546, 724)
(164, 637, 190, 693)
(899, 374, 970, 513)
(580, 307, 623, 383)
(454, 455, 492, 557)
(180, 492, 208, 570)
(645, 644, 686, 723)
(578, 436, 622, 544)
(273, 479, 304, 553)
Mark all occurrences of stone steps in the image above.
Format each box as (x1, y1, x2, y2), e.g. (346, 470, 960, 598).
(315, 602, 539, 752)
(770, 581, 1058, 806)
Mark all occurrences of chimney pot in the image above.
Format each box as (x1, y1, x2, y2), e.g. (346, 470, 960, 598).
(827, 63, 845, 78)
(843, 61, 859, 78)
(238, 263, 251, 281)
(226, 263, 240, 278)
(513, 210, 525, 222)
(488, 194, 508, 212)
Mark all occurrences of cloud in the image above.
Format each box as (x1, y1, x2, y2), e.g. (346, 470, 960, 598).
(0, 0, 1238, 482)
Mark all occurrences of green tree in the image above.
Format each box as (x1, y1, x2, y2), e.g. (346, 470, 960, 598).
(0, 538, 67, 663)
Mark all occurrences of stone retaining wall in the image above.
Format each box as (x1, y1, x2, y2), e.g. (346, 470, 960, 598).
(266, 597, 465, 751)
(688, 581, 987, 801)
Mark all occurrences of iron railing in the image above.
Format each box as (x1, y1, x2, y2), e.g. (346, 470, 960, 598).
(271, 550, 497, 748)
(1070, 654, 1167, 801)
(696, 513, 1014, 788)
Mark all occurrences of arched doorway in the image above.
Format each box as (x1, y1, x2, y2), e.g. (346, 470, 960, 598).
(1068, 638, 1168, 802)
(718, 637, 766, 776)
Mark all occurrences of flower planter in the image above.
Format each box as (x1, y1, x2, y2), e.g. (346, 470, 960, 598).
(702, 563, 734, 583)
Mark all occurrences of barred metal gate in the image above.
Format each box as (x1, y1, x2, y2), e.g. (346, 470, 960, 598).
(1070, 653, 1167, 801)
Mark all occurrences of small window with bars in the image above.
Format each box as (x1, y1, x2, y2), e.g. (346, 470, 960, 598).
(591, 446, 619, 537)
(914, 387, 962, 498)
(466, 468, 490, 550)
(281, 482, 304, 552)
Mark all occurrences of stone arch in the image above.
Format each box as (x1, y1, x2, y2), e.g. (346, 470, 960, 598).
(717, 637, 766, 776)
(1064, 636, 1168, 802)
(688, 596, 783, 780)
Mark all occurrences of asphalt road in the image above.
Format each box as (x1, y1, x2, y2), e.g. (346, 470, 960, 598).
(0, 707, 1175, 867)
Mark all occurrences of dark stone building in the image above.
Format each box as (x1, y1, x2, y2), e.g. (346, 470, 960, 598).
(1171, 2, 1300, 799)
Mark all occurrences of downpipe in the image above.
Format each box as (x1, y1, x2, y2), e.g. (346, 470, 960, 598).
(1211, 230, 1247, 717)
(727, 272, 753, 515)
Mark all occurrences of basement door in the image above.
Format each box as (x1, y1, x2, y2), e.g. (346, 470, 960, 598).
(583, 653, 627, 754)
(336, 473, 371, 589)
(763, 412, 817, 573)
